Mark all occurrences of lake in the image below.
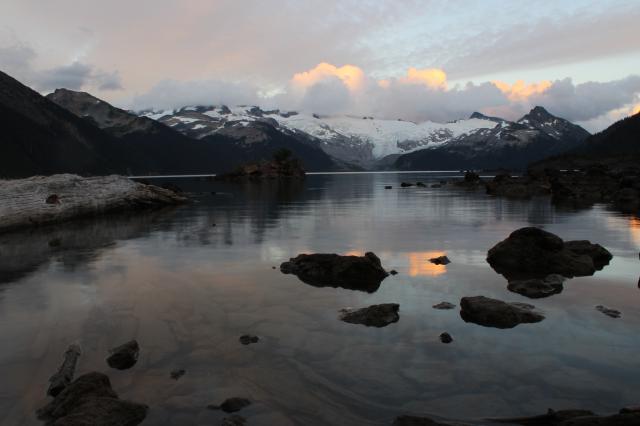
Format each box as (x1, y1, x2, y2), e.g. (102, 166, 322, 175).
(0, 172, 639, 425)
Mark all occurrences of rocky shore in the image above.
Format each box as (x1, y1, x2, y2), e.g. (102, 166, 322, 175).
(485, 165, 640, 214)
(0, 174, 187, 233)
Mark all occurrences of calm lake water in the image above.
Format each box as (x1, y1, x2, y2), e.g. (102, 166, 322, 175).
(1, 172, 639, 425)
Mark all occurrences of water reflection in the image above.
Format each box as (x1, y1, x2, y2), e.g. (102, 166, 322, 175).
(408, 252, 448, 277)
(1, 173, 639, 426)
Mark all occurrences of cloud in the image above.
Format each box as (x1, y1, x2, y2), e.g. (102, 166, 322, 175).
(130, 79, 259, 111)
(398, 68, 448, 90)
(291, 62, 365, 92)
(492, 80, 552, 101)
(0, 42, 122, 93)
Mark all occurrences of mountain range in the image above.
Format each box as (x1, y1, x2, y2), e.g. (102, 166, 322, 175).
(1, 68, 635, 178)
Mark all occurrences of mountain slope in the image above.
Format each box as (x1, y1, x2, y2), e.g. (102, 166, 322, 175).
(395, 107, 590, 170)
(530, 112, 640, 170)
(0, 70, 119, 178)
(48, 89, 339, 174)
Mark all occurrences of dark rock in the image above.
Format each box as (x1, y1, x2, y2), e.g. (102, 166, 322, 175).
(208, 397, 251, 413)
(439, 332, 453, 344)
(620, 406, 640, 414)
(385, 185, 393, 189)
(487, 227, 612, 280)
(392, 415, 451, 425)
(429, 256, 450, 265)
(239, 335, 259, 345)
(46, 194, 60, 204)
(489, 408, 595, 425)
(170, 369, 186, 380)
(460, 296, 544, 328)
(160, 182, 183, 193)
(389, 269, 398, 275)
(431, 184, 442, 188)
(464, 171, 480, 182)
(280, 252, 389, 292)
(37, 372, 148, 426)
(432, 302, 456, 310)
(221, 415, 247, 425)
(613, 188, 640, 212)
(215, 152, 305, 181)
(401, 182, 414, 187)
(339, 303, 399, 327)
(416, 182, 427, 187)
(596, 305, 621, 318)
(106, 340, 139, 370)
(507, 274, 565, 299)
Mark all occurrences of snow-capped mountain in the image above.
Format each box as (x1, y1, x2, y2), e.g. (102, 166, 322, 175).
(140, 106, 497, 168)
(395, 107, 590, 170)
(139, 104, 589, 170)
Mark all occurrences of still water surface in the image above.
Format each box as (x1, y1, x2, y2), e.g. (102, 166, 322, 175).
(0, 172, 639, 425)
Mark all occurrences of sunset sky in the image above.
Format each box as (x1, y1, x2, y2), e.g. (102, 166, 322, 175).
(1, 0, 639, 130)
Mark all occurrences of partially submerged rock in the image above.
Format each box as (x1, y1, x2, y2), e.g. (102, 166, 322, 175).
(439, 332, 453, 344)
(487, 227, 612, 280)
(596, 305, 621, 318)
(460, 296, 544, 329)
(485, 173, 551, 199)
(0, 174, 187, 233)
(432, 302, 456, 310)
(339, 303, 400, 327)
(429, 255, 450, 265)
(170, 369, 186, 380)
(47, 344, 81, 397)
(215, 150, 305, 181)
(208, 397, 251, 413)
(239, 335, 259, 345)
(280, 252, 389, 292)
(106, 340, 139, 370)
(37, 372, 148, 426)
(507, 274, 566, 299)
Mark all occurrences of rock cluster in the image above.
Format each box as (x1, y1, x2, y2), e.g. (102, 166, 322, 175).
(487, 227, 612, 280)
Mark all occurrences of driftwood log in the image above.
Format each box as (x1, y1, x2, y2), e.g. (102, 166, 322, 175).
(0, 174, 187, 232)
(47, 343, 82, 397)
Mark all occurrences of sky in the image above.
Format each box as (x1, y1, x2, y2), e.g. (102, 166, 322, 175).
(1, 0, 639, 131)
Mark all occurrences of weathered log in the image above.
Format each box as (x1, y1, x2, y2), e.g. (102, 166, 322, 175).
(0, 174, 187, 233)
(47, 343, 82, 397)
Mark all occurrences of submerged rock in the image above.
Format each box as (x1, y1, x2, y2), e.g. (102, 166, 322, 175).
(221, 415, 247, 425)
(487, 227, 612, 280)
(106, 340, 139, 370)
(432, 302, 456, 310)
(595, 305, 621, 318)
(507, 274, 566, 299)
(429, 256, 450, 265)
(339, 303, 400, 327)
(460, 296, 544, 329)
(37, 372, 148, 426)
(401, 182, 414, 187)
(239, 335, 259, 345)
(392, 415, 452, 425)
(280, 252, 389, 292)
(208, 397, 251, 413)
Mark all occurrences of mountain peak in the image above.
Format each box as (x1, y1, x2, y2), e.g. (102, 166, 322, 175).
(469, 111, 505, 123)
